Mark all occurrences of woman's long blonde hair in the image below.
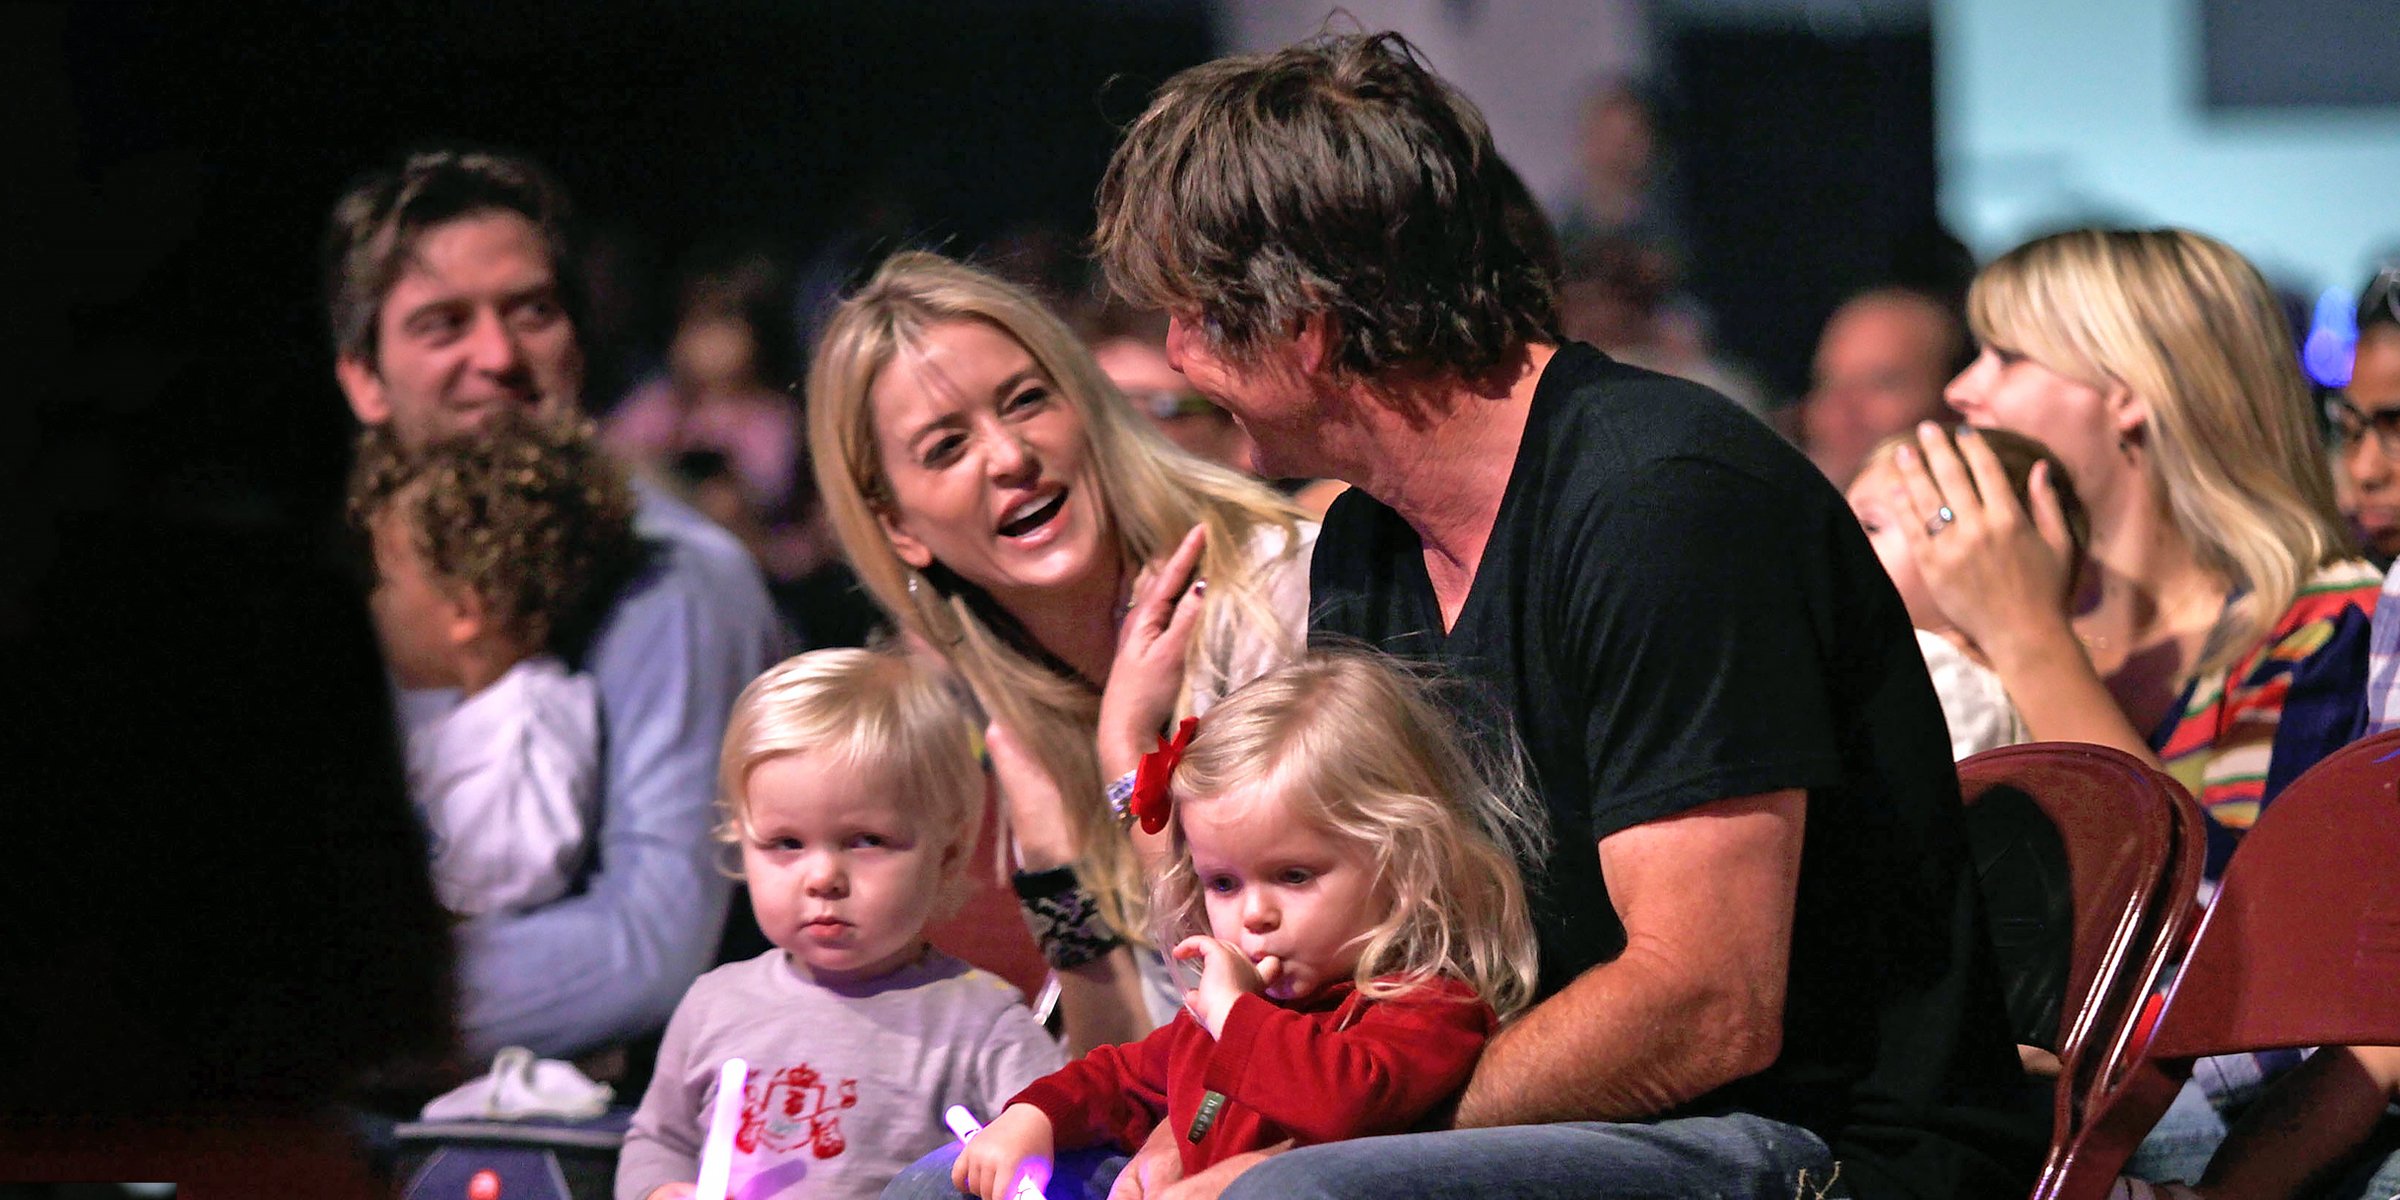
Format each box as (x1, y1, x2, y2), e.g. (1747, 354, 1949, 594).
(1152, 651, 1547, 1018)
(807, 250, 1306, 939)
(1968, 228, 2351, 676)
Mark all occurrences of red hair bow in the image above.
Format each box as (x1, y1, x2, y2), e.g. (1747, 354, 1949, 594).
(1129, 717, 1199, 835)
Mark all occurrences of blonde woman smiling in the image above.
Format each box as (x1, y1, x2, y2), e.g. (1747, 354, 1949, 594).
(806, 252, 1314, 1053)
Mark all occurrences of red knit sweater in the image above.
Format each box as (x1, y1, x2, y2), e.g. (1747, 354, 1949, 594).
(1010, 976, 1494, 1174)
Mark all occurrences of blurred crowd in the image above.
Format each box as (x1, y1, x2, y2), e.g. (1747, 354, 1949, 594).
(14, 20, 2400, 1200)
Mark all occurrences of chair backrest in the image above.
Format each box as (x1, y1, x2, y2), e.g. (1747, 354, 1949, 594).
(1955, 741, 2207, 1197)
(2040, 728, 2400, 1200)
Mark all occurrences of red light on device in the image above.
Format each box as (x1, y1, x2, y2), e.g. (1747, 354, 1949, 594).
(468, 1168, 502, 1200)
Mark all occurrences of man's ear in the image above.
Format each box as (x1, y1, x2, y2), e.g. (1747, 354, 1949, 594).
(335, 353, 390, 427)
(1294, 314, 1339, 377)
(876, 506, 936, 571)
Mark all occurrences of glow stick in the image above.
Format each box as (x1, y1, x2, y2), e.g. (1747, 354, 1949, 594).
(943, 1105, 1050, 1200)
(695, 1056, 748, 1200)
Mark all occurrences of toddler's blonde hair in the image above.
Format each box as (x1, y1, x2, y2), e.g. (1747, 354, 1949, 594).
(1152, 650, 1547, 1018)
(718, 647, 984, 920)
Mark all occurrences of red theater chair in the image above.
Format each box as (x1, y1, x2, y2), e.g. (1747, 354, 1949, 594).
(1955, 741, 2207, 1199)
(2037, 728, 2400, 1200)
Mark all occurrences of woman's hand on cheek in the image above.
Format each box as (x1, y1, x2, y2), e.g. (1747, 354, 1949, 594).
(1892, 424, 2077, 655)
(988, 721, 1077, 872)
(1098, 524, 1209, 780)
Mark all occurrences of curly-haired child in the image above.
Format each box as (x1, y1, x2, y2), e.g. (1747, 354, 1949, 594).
(933, 650, 1546, 1200)
(348, 412, 639, 916)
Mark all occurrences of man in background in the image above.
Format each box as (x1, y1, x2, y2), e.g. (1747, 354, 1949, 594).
(1801, 286, 1967, 487)
(324, 148, 781, 1070)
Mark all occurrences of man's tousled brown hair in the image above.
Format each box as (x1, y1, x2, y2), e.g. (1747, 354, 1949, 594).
(323, 148, 585, 367)
(1096, 31, 1554, 381)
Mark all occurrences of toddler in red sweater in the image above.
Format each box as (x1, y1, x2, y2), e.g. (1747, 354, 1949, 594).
(952, 651, 1546, 1200)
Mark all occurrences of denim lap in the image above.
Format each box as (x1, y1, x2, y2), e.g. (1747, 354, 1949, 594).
(1215, 1113, 1846, 1200)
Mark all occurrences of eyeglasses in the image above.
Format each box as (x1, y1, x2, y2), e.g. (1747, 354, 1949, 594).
(2324, 393, 2400, 456)
(2365, 265, 2400, 327)
(1124, 388, 1226, 423)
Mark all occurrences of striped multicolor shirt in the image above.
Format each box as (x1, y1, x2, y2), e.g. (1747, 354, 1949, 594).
(2150, 559, 2382, 877)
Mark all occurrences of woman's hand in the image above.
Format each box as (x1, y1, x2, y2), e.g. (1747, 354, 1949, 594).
(1890, 424, 2165, 766)
(987, 720, 1078, 872)
(1889, 423, 2079, 657)
(1173, 936, 1277, 1038)
(952, 1104, 1055, 1200)
(1098, 525, 1210, 783)
(643, 1185, 695, 1200)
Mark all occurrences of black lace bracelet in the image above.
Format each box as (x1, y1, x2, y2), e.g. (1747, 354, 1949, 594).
(1013, 865, 1122, 970)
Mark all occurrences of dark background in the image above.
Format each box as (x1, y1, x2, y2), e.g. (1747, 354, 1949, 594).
(4, 0, 1942, 1131)
(12, 1, 1939, 594)
(2203, 0, 2400, 109)
(16, 1, 1211, 532)
(1670, 27, 1946, 399)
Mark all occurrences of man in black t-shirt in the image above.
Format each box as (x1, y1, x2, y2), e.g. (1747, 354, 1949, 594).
(1093, 32, 2043, 1200)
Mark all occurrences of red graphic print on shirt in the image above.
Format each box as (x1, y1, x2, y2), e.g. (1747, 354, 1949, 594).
(736, 1063, 860, 1160)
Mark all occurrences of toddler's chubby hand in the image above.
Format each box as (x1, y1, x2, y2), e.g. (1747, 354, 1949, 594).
(643, 1184, 696, 1200)
(1172, 937, 1280, 1038)
(952, 1104, 1054, 1200)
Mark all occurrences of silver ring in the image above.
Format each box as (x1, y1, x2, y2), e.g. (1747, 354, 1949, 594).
(1925, 506, 1956, 536)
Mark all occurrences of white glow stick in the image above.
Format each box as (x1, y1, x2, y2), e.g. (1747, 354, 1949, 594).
(695, 1056, 748, 1200)
(943, 1105, 1050, 1200)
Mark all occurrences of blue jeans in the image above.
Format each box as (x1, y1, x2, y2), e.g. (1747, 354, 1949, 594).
(883, 1114, 1839, 1200)
(882, 1141, 1131, 1200)
(1219, 1113, 1843, 1200)
(2128, 1051, 2301, 1183)
(2129, 1051, 2400, 1198)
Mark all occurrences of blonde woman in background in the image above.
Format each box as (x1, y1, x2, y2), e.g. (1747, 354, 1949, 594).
(807, 251, 1315, 1054)
(1895, 227, 2376, 874)
(1890, 228, 2382, 1188)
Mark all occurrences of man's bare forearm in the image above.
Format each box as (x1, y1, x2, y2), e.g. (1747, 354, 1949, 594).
(1456, 793, 1803, 1128)
(1453, 940, 1780, 1127)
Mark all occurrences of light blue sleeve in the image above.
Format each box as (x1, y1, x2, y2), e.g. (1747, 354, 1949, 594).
(2370, 566, 2400, 734)
(456, 487, 784, 1059)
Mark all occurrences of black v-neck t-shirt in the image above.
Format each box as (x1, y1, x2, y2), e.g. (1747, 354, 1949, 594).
(1308, 344, 2042, 1198)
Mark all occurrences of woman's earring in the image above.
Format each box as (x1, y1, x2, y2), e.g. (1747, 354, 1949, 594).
(906, 570, 923, 601)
